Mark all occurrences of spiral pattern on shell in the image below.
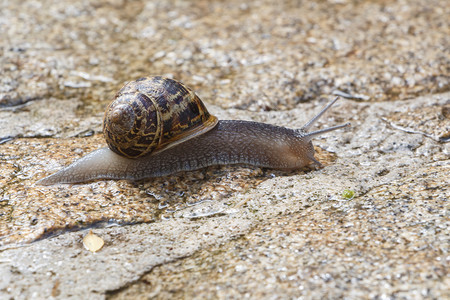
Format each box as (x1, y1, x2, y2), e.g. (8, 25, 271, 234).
(103, 76, 218, 158)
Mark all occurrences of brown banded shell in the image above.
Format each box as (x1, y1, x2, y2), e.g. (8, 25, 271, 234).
(103, 76, 218, 158)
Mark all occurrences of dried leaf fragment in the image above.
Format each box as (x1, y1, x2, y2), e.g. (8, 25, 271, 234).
(83, 230, 104, 253)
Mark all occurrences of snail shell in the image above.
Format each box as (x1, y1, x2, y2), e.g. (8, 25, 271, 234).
(103, 76, 218, 158)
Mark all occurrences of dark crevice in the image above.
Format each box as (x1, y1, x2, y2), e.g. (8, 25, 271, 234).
(0, 96, 43, 109)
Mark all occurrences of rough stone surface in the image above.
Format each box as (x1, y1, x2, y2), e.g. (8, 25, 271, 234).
(0, 0, 449, 299)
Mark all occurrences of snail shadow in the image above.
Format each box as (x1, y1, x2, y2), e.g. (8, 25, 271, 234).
(130, 162, 322, 211)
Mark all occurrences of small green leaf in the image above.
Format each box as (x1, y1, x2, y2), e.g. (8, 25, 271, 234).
(342, 189, 355, 200)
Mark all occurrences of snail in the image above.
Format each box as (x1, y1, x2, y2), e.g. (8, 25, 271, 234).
(37, 76, 350, 185)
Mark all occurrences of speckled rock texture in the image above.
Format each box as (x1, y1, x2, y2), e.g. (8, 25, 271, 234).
(0, 0, 449, 299)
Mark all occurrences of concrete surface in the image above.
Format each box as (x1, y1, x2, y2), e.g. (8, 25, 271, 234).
(0, 0, 448, 299)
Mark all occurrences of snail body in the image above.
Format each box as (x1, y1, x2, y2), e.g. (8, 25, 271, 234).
(38, 76, 350, 185)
